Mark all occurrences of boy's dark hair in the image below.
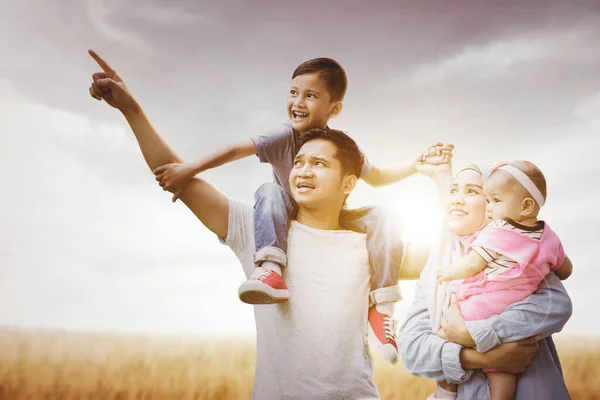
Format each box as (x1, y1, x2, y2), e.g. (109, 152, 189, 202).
(292, 58, 348, 102)
(299, 128, 364, 177)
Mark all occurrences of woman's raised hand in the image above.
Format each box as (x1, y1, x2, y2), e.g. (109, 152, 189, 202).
(415, 143, 454, 178)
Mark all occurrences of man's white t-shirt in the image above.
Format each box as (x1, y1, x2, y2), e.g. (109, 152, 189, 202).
(221, 200, 380, 400)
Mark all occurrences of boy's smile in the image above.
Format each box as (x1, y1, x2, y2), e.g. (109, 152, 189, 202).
(287, 72, 339, 133)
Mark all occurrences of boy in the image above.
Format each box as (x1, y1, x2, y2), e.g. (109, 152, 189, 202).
(154, 58, 452, 363)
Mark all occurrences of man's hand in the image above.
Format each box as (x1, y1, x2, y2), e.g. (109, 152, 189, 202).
(439, 294, 476, 347)
(480, 336, 541, 373)
(153, 162, 195, 202)
(88, 49, 138, 113)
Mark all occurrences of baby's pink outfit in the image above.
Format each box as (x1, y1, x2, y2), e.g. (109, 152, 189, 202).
(454, 221, 565, 321)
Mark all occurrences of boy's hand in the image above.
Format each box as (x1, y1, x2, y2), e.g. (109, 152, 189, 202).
(420, 143, 454, 165)
(414, 143, 453, 177)
(88, 49, 138, 113)
(153, 162, 195, 202)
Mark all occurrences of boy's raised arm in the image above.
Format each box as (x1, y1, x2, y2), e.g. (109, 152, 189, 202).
(189, 139, 258, 175)
(155, 139, 257, 201)
(362, 143, 453, 188)
(362, 161, 418, 188)
(88, 49, 230, 239)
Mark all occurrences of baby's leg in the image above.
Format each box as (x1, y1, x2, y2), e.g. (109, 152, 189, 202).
(486, 371, 516, 400)
(340, 205, 403, 364)
(238, 182, 297, 305)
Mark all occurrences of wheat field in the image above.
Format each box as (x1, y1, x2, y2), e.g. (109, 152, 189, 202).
(0, 328, 598, 399)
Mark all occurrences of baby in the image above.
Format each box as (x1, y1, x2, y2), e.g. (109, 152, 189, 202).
(436, 161, 573, 400)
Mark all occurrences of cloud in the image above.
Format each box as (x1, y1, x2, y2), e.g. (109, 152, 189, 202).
(85, 0, 154, 54)
(84, 0, 216, 54)
(0, 79, 253, 333)
(131, 4, 217, 26)
(408, 26, 596, 86)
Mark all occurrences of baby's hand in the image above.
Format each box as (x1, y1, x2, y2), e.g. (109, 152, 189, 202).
(436, 269, 453, 283)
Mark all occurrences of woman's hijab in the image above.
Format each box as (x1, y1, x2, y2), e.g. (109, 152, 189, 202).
(418, 164, 487, 332)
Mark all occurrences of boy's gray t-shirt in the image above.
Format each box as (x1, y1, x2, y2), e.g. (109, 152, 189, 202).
(251, 122, 372, 195)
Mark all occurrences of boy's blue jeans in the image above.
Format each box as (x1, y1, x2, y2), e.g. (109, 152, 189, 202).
(253, 182, 404, 296)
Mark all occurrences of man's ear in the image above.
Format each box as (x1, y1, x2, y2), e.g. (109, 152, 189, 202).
(328, 101, 343, 119)
(342, 174, 358, 195)
(521, 197, 536, 217)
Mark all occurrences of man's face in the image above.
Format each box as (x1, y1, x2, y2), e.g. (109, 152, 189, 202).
(287, 73, 340, 133)
(289, 139, 352, 210)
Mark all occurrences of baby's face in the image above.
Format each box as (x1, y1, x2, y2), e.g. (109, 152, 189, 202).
(483, 170, 527, 222)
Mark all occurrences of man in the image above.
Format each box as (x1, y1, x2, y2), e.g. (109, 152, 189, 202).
(87, 50, 434, 399)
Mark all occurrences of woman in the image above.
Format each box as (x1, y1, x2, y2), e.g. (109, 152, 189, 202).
(398, 160, 572, 399)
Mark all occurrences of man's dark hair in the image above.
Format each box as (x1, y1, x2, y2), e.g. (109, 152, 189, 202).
(299, 128, 364, 177)
(292, 58, 348, 102)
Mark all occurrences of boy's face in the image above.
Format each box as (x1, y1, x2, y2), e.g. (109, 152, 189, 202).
(287, 72, 341, 133)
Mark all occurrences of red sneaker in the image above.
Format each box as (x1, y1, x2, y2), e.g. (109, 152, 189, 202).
(238, 267, 289, 305)
(367, 305, 399, 364)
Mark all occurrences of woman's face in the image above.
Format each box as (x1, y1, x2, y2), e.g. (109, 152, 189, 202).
(446, 169, 486, 236)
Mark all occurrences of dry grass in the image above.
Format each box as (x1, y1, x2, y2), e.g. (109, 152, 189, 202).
(0, 328, 597, 399)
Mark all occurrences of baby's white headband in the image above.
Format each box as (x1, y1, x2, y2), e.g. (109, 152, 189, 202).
(491, 163, 545, 207)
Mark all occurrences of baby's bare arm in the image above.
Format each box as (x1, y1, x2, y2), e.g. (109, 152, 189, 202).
(439, 251, 487, 281)
(554, 256, 572, 280)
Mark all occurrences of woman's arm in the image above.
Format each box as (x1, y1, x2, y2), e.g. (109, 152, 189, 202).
(459, 337, 540, 373)
(444, 273, 573, 353)
(398, 284, 473, 384)
(399, 285, 541, 381)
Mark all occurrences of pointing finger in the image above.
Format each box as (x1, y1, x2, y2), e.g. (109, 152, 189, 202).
(88, 49, 117, 78)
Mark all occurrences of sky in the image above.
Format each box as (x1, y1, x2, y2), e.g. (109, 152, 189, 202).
(1, 0, 599, 336)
